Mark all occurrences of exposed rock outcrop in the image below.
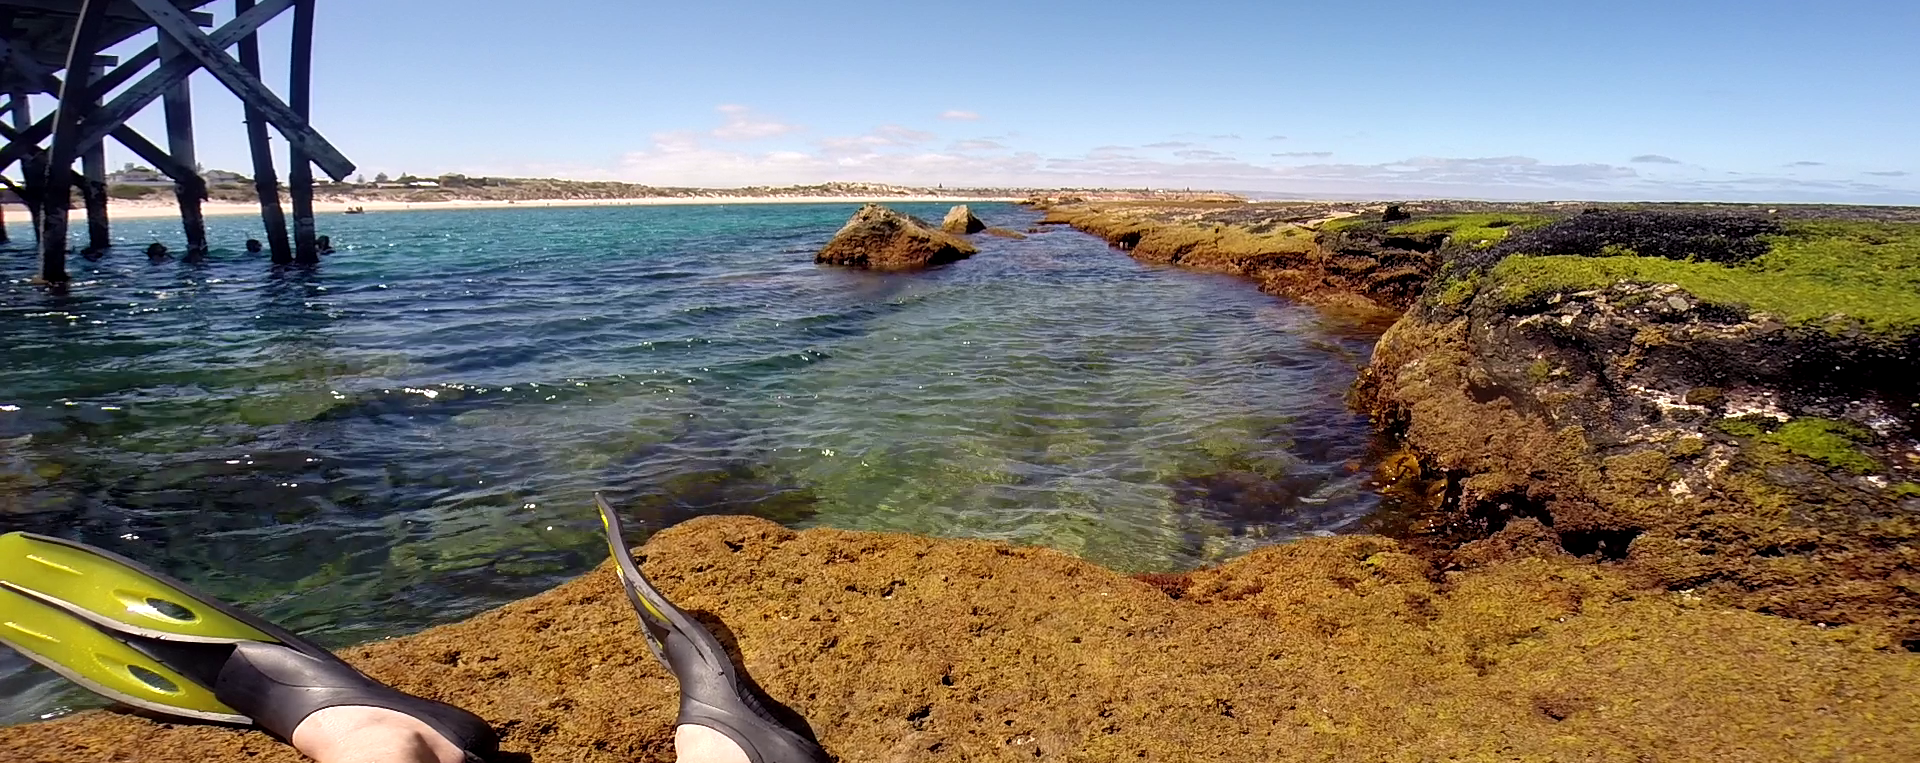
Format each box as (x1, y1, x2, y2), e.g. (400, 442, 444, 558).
(941, 204, 986, 234)
(1356, 257, 1920, 639)
(816, 204, 976, 270)
(984, 226, 1027, 240)
(7, 517, 1918, 762)
(1048, 199, 1920, 639)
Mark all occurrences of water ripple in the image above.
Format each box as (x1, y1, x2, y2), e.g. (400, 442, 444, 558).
(0, 202, 1382, 724)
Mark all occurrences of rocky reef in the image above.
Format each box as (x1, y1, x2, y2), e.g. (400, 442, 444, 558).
(7, 517, 1919, 762)
(7, 201, 1920, 761)
(817, 204, 977, 270)
(1046, 199, 1920, 642)
(941, 204, 986, 235)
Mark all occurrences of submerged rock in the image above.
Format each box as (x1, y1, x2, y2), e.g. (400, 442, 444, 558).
(984, 226, 1027, 240)
(941, 204, 986, 234)
(816, 204, 977, 270)
(5, 517, 1917, 762)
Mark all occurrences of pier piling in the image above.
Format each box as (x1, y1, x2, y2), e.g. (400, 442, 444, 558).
(0, 0, 353, 280)
(80, 61, 107, 253)
(287, 0, 315, 264)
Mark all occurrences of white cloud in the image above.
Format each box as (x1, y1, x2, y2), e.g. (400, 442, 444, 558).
(598, 120, 1919, 203)
(939, 110, 981, 121)
(950, 139, 1009, 152)
(1175, 148, 1233, 160)
(1630, 154, 1682, 164)
(710, 104, 802, 141)
(817, 125, 938, 156)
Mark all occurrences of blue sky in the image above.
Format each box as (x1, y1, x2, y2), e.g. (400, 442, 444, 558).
(58, 0, 1920, 201)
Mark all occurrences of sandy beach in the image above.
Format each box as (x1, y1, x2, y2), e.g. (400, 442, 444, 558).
(45, 195, 1021, 220)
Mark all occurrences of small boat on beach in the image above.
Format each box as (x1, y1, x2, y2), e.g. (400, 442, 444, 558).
(344, 206, 366, 214)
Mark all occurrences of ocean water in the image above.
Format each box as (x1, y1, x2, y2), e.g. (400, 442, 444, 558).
(0, 202, 1380, 724)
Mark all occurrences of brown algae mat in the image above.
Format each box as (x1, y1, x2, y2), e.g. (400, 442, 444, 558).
(5, 516, 1918, 762)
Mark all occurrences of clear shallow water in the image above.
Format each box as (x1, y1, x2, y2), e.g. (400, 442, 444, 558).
(0, 203, 1379, 723)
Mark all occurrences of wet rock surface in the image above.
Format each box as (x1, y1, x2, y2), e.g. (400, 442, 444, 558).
(1040, 198, 1920, 639)
(7, 517, 1918, 762)
(1358, 278, 1920, 638)
(816, 204, 977, 271)
(942, 204, 986, 234)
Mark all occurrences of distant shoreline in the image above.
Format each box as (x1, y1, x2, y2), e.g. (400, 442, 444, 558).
(59, 196, 1020, 221)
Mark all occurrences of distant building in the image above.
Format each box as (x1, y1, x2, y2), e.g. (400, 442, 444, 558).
(406, 180, 440, 188)
(204, 169, 248, 184)
(106, 166, 170, 186)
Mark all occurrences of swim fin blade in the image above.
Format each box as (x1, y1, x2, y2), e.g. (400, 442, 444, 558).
(0, 532, 499, 760)
(0, 531, 281, 723)
(594, 494, 831, 763)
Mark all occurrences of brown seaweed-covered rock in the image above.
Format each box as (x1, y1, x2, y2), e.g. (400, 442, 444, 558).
(1356, 278, 1920, 639)
(817, 204, 976, 270)
(941, 204, 986, 234)
(6, 517, 1919, 762)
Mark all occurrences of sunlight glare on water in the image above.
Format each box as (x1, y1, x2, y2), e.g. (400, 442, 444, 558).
(0, 202, 1380, 723)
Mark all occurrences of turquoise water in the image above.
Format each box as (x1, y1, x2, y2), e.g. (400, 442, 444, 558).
(0, 202, 1380, 724)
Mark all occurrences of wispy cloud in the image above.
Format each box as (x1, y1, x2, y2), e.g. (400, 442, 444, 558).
(1630, 154, 1682, 164)
(1209, 134, 1243, 141)
(1143, 141, 1194, 149)
(1175, 149, 1233, 160)
(602, 118, 1919, 204)
(939, 110, 980, 121)
(1265, 135, 1289, 141)
(710, 104, 802, 141)
(1785, 161, 1825, 167)
(817, 125, 936, 154)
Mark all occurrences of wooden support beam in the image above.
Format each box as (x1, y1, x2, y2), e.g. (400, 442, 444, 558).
(132, 0, 354, 181)
(81, 62, 107, 253)
(39, 0, 109, 284)
(0, 1, 290, 174)
(287, 0, 315, 263)
(0, 0, 213, 27)
(9, 85, 36, 241)
(109, 125, 197, 188)
(235, 0, 288, 263)
(157, 36, 204, 255)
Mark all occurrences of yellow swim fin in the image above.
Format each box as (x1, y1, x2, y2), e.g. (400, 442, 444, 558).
(0, 532, 498, 760)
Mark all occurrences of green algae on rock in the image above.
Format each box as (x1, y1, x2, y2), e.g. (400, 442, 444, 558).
(816, 204, 977, 270)
(1038, 198, 1920, 640)
(5, 517, 1919, 763)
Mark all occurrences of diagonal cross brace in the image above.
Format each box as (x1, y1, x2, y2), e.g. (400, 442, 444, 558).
(130, 0, 353, 180)
(64, 0, 292, 166)
(0, 46, 202, 189)
(0, 2, 286, 173)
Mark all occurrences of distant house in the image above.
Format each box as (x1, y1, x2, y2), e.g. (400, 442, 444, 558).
(203, 169, 247, 184)
(106, 166, 170, 186)
(406, 180, 440, 188)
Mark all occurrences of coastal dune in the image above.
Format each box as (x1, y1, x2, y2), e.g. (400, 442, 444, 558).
(5, 517, 1917, 761)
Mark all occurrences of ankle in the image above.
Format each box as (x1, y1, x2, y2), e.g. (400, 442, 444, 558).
(290, 706, 467, 763)
(676, 724, 751, 763)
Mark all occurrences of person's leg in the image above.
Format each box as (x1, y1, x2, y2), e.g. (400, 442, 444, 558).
(674, 725, 750, 763)
(291, 707, 468, 763)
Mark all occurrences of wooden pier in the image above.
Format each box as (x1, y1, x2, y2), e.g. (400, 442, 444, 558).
(0, 0, 355, 283)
